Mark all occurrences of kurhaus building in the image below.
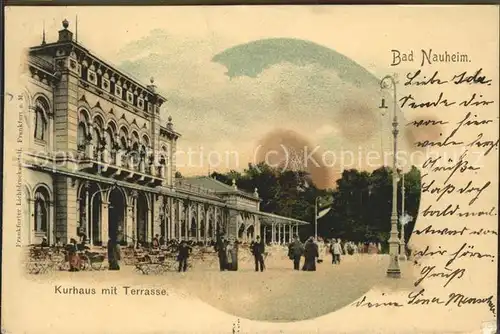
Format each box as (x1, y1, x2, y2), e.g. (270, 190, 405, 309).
(21, 19, 307, 247)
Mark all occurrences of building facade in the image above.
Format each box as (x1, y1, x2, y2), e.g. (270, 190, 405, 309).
(21, 19, 307, 247)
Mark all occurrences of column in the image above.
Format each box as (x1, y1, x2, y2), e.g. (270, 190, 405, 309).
(196, 205, 201, 241)
(146, 208, 152, 243)
(263, 226, 266, 244)
(177, 200, 182, 240)
(205, 209, 209, 243)
(153, 195, 162, 238)
(186, 203, 191, 240)
(278, 224, 281, 245)
(101, 201, 109, 244)
(169, 198, 175, 240)
(84, 186, 89, 236)
(54, 176, 78, 244)
(288, 224, 292, 243)
(271, 223, 275, 243)
(48, 201, 55, 245)
(125, 205, 134, 246)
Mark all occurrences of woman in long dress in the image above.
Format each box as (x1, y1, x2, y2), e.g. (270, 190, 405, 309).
(107, 238, 121, 270)
(302, 237, 319, 271)
(226, 238, 239, 271)
(67, 238, 81, 272)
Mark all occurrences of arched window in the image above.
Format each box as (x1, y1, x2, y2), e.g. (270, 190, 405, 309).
(34, 187, 50, 233)
(200, 219, 205, 238)
(77, 123, 86, 150)
(34, 106, 47, 141)
(190, 217, 197, 237)
(105, 128, 114, 149)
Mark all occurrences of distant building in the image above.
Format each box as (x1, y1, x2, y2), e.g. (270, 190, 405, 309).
(21, 19, 307, 247)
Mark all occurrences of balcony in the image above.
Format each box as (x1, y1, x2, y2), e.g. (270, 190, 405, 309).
(77, 143, 166, 186)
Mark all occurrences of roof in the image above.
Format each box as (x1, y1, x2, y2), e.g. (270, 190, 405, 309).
(180, 176, 259, 201)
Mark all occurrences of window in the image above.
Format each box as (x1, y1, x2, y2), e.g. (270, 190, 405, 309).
(77, 123, 86, 150)
(34, 107, 46, 141)
(34, 188, 50, 233)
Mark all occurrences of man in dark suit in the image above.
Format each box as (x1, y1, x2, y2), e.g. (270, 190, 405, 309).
(177, 240, 192, 272)
(251, 236, 265, 272)
(215, 235, 228, 271)
(288, 235, 304, 270)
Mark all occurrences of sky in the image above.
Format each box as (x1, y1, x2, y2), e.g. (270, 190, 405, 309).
(6, 6, 497, 188)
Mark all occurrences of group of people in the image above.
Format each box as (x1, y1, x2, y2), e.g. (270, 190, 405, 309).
(38, 230, 383, 274)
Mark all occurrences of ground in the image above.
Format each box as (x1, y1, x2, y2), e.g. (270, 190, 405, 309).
(29, 247, 415, 322)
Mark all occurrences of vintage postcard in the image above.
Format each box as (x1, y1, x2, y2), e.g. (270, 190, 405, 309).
(2, 5, 499, 333)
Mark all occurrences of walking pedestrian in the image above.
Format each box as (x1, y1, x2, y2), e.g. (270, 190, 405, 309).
(288, 235, 304, 270)
(330, 239, 342, 264)
(177, 240, 192, 272)
(302, 236, 319, 271)
(215, 235, 228, 271)
(107, 238, 121, 270)
(251, 236, 265, 272)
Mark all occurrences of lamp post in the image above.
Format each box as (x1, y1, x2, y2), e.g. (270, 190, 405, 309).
(379, 74, 401, 278)
(89, 181, 118, 245)
(399, 171, 407, 261)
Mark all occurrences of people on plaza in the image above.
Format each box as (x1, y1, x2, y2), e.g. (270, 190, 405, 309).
(107, 238, 121, 271)
(159, 235, 165, 246)
(288, 235, 304, 270)
(40, 237, 49, 248)
(251, 236, 265, 272)
(215, 235, 228, 271)
(317, 237, 325, 263)
(177, 240, 192, 272)
(152, 234, 160, 249)
(54, 237, 62, 248)
(302, 236, 319, 271)
(67, 238, 81, 272)
(330, 239, 342, 264)
(226, 238, 239, 271)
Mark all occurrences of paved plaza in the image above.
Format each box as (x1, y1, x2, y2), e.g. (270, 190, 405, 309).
(31, 249, 415, 321)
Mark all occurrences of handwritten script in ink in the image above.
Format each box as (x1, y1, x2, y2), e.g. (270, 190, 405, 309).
(353, 52, 498, 317)
(402, 56, 497, 315)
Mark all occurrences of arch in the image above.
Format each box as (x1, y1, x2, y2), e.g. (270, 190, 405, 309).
(78, 107, 91, 124)
(190, 216, 197, 238)
(33, 96, 50, 141)
(104, 186, 128, 204)
(119, 126, 129, 149)
(92, 113, 105, 129)
(32, 93, 51, 115)
(200, 218, 205, 238)
(22, 86, 33, 108)
(33, 185, 51, 234)
(87, 182, 102, 245)
(77, 122, 87, 148)
(246, 225, 255, 239)
(238, 223, 245, 239)
(108, 187, 126, 243)
(33, 183, 53, 201)
(104, 127, 115, 150)
(106, 119, 118, 134)
(136, 192, 149, 245)
(130, 122, 141, 135)
(142, 134, 151, 147)
(24, 183, 33, 201)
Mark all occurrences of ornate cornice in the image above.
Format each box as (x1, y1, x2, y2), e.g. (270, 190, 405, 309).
(29, 41, 167, 112)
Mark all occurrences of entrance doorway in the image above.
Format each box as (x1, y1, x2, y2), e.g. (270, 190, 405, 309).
(108, 188, 126, 243)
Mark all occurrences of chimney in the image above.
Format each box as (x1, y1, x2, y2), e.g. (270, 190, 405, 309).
(58, 19, 73, 42)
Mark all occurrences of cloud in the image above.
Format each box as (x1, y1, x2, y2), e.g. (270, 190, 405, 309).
(114, 30, 405, 178)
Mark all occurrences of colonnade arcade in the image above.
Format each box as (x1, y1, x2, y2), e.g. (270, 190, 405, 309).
(76, 181, 266, 246)
(260, 218, 301, 245)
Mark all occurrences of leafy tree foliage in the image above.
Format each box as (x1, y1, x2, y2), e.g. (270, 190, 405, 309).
(212, 163, 421, 244)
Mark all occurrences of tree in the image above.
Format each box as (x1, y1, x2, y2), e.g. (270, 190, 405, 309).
(210, 163, 421, 244)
